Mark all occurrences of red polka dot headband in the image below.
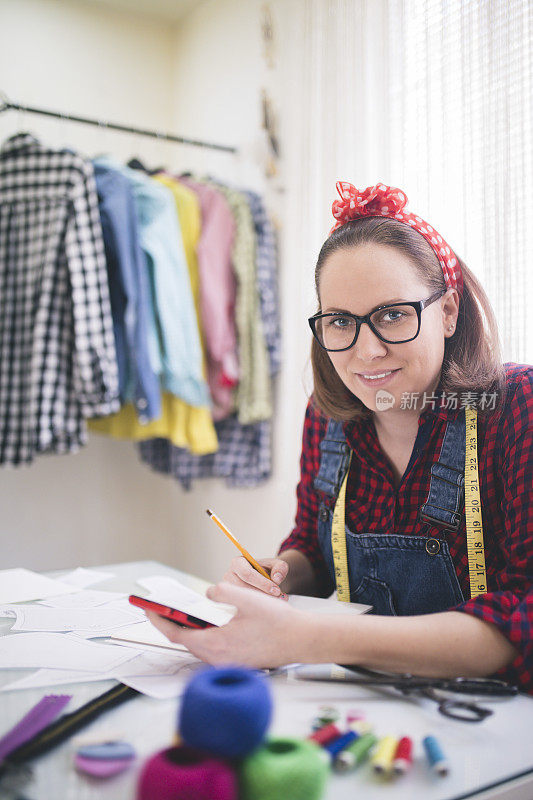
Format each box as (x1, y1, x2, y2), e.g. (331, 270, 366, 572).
(330, 181, 463, 294)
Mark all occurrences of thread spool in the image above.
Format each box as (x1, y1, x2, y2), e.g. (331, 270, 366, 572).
(345, 709, 365, 725)
(371, 736, 398, 776)
(307, 722, 342, 746)
(334, 733, 377, 773)
(179, 666, 272, 759)
(423, 735, 449, 777)
(393, 737, 413, 775)
(136, 745, 237, 800)
(324, 730, 358, 762)
(347, 719, 372, 736)
(240, 737, 329, 800)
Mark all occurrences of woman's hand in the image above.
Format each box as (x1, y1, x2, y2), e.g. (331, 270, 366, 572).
(145, 582, 308, 668)
(222, 556, 290, 599)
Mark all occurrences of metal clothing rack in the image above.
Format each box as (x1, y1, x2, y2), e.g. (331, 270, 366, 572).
(0, 94, 238, 154)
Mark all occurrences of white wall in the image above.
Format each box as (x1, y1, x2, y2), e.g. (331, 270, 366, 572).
(0, 0, 315, 581)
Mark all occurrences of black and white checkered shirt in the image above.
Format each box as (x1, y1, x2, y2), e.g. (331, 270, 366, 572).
(0, 133, 119, 465)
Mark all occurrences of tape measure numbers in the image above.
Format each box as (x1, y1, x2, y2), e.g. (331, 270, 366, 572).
(331, 407, 487, 602)
(464, 406, 487, 597)
(331, 453, 352, 602)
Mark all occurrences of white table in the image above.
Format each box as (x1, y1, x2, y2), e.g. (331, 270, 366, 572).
(1, 561, 532, 800)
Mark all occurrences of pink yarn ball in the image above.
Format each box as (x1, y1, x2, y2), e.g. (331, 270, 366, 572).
(137, 745, 237, 800)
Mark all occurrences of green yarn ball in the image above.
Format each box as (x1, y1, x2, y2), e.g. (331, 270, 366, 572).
(239, 737, 329, 800)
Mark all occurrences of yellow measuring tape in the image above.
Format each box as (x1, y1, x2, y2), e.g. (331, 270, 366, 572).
(331, 407, 487, 602)
(464, 406, 487, 597)
(332, 452, 352, 602)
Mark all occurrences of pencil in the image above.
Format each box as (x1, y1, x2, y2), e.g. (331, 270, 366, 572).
(206, 508, 272, 582)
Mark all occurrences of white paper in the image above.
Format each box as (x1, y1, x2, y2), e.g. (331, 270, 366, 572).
(2, 667, 117, 691)
(0, 569, 77, 604)
(109, 621, 189, 653)
(59, 567, 115, 589)
(117, 652, 204, 699)
(0, 632, 138, 672)
(136, 575, 234, 626)
(287, 595, 371, 615)
(38, 589, 126, 609)
(8, 605, 143, 635)
(2, 649, 199, 697)
(115, 650, 197, 678)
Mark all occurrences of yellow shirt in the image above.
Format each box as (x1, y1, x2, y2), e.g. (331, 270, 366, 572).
(89, 174, 218, 455)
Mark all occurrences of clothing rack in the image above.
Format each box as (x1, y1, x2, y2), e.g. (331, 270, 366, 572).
(0, 94, 238, 154)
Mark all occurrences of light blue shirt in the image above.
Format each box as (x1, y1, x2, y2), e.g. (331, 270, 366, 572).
(94, 157, 209, 408)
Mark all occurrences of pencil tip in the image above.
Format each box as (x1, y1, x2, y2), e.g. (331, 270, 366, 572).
(206, 509, 212, 517)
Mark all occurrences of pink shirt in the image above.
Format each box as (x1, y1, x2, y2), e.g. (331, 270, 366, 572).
(179, 178, 238, 420)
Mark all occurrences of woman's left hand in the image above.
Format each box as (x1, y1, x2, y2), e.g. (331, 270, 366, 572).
(145, 582, 308, 669)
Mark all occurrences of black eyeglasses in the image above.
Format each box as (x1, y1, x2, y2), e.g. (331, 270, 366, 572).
(308, 289, 447, 351)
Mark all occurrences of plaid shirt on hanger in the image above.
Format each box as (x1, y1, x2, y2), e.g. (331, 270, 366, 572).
(0, 134, 119, 465)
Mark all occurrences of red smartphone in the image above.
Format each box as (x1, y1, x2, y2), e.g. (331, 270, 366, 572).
(128, 595, 216, 629)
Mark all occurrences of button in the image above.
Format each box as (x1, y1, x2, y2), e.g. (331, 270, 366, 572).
(319, 508, 329, 521)
(138, 415, 148, 425)
(425, 538, 441, 555)
(137, 398, 147, 410)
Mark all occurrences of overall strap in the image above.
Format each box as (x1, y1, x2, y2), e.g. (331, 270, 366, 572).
(419, 408, 466, 531)
(313, 419, 351, 497)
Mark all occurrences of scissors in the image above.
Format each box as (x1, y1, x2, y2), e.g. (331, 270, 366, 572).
(327, 665, 519, 722)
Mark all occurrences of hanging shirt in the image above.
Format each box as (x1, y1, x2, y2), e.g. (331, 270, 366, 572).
(137, 184, 277, 487)
(92, 161, 161, 422)
(201, 180, 272, 425)
(180, 177, 238, 421)
(93, 157, 209, 408)
(89, 393, 217, 455)
(0, 134, 119, 465)
(278, 363, 533, 694)
(90, 173, 218, 456)
(139, 416, 271, 489)
(242, 190, 281, 376)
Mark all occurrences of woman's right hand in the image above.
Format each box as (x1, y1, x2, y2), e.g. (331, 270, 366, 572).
(222, 556, 290, 599)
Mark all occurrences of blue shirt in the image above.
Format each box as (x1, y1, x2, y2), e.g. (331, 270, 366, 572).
(93, 161, 161, 422)
(95, 158, 209, 408)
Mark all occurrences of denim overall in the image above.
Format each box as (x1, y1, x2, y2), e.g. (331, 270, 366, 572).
(314, 411, 467, 615)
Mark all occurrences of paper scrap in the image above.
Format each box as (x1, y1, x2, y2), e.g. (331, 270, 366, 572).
(287, 595, 371, 614)
(59, 568, 115, 589)
(38, 589, 126, 609)
(2, 649, 199, 698)
(0, 632, 139, 672)
(0, 569, 77, 604)
(2, 668, 117, 691)
(108, 621, 189, 653)
(8, 605, 143, 635)
(117, 651, 204, 699)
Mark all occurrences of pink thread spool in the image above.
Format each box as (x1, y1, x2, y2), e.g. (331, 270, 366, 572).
(136, 745, 237, 800)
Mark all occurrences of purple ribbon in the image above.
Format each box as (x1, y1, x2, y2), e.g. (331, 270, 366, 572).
(0, 694, 71, 763)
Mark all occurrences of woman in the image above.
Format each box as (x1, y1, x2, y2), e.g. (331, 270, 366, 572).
(148, 182, 532, 693)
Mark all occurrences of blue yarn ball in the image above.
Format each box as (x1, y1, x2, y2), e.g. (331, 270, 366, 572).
(179, 666, 273, 759)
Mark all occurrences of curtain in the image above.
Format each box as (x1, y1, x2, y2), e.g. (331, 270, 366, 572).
(292, 0, 532, 362)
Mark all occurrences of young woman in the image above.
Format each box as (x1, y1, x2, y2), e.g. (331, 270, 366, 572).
(148, 182, 533, 693)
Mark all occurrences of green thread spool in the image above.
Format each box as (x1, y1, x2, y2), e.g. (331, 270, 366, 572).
(334, 733, 378, 773)
(240, 737, 329, 800)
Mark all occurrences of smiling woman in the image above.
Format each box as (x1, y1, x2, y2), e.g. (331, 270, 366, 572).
(147, 182, 533, 696)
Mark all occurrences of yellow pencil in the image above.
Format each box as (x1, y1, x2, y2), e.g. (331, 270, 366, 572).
(206, 508, 272, 582)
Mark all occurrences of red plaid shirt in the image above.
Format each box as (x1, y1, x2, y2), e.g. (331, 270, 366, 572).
(279, 363, 533, 693)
